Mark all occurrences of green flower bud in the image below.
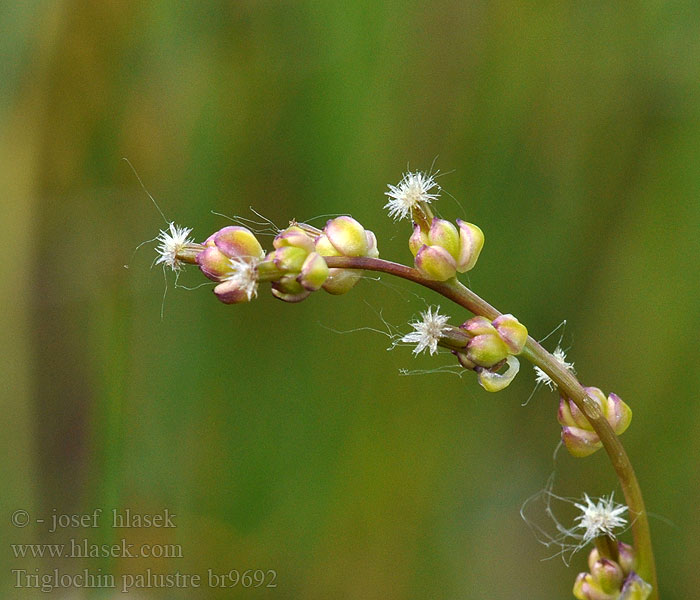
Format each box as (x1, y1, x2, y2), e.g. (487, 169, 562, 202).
(365, 230, 380, 258)
(324, 216, 369, 257)
(477, 356, 520, 392)
(559, 394, 593, 430)
(415, 244, 457, 280)
(602, 392, 633, 436)
(271, 275, 311, 303)
(558, 388, 633, 457)
(313, 217, 379, 295)
(273, 225, 316, 253)
(197, 246, 234, 281)
(271, 246, 308, 272)
(573, 572, 618, 600)
(561, 425, 604, 458)
(409, 223, 429, 257)
(619, 573, 652, 600)
(492, 313, 528, 354)
(456, 219, 484, 272)
(213, 226, 265, 260)
(299, 251, 329, 291)
(322, 269, 363, 295)
(461, 315, 496, 336)
(315, 233, 342, 257)
(466, 333, 510, 368)
(591, 559, 625, 594)
(428, 218, 460, 260)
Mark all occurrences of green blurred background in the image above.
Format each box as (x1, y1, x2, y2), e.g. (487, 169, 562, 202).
(2, 1, 699, 598)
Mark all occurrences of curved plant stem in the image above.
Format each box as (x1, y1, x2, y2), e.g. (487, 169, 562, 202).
(325, 255, 658, 598)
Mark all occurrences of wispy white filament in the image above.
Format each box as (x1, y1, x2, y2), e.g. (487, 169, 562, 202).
(401, 306, 450, 355)
(224, 257, 259, 300)
(534, 346, 575, 389)
(155, 222, 194, 271)
(574, 493, 628, 544)
(384, 171, 440, 221)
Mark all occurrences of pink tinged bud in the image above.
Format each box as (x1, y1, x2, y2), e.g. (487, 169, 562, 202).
(466, 333, 510, 368)
(322, 268, 362, 295)
(273, 226, 316, 253)
(365, 230, 379, 258)
(315, 230, 365, 294)
(573, 572, 619, 600)
(558, 397, 592, 430)
(580, 387, 633, 436)
(456, 220, 484, 272)
(585, 386, 608, 409)
(591, 559, 625, 594)
(271, 246, 308, 272)
(324, 216, 369, 257)
(315, 233, 342, 257)
(213, 279, 252, 304)
(619, 573, 653, 600)
(604, 392, 633, 436)
(617, 543, 636, 575)
(271, 276, 311, 303)
(428, 218, 460, 260)
(477, 356, 520, 392)
(455, 351, 475, 370)
(415, 244, 457, 281)
(561, 426, 602, 457)
(492, 313, 528, 354)
(573, 572, 588, 600)
(462, 315, 496, 336)
(214, 226, 265, 260)
(409, 224, 429, 257)
(197, 246, 233, 281)
(299, 252, 329, 291)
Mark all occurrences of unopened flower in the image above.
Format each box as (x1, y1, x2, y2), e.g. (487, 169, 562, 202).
(410, 218, 485, 281)
(401, 306, 450, 355)
(573, 544, 650, 600)
(155, 222, 194, 271)
(574, 493, 628, 545)
(315, 216, 379, 295)
(534, 346, 575, 389)
(458, 314, 527, 369)
(214, 257, 259, 304)
(385, 171, 440, 221)
(559, 388, 632, 457)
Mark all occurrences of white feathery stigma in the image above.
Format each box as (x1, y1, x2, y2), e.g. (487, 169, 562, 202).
(224, 257, 259, 300)
(401, 306, 450, 356)
(574, 493, 628, 545)
(384, 171, 440, 221)
(155, 222, 194, 271)
(534, 346, 575, 389)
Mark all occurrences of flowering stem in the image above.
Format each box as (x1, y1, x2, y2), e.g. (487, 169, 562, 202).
(324, 255, 658, 598)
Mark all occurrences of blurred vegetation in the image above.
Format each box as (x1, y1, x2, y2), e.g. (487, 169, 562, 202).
(2, 1, 699, 598)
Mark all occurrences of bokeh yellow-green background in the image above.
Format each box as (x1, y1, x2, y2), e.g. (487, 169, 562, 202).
(2, 2, 699, 598)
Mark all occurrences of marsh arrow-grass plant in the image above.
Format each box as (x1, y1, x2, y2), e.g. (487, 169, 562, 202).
(155, 171, 658, 599)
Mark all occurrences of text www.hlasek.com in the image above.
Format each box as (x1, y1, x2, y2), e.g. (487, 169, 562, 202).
(11, 538, 182, 559)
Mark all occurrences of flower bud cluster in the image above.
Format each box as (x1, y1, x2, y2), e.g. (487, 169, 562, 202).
(574, 544, 651, 600)
(195, 217, 378, 304)
(454, 314, 528, 392)
(558, 388, 632, 457)
(196, 226, 266, 304)
(409, 218, 484, 281)
(314, 216, 379, 294)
